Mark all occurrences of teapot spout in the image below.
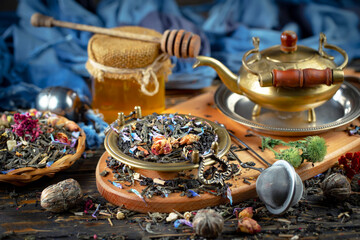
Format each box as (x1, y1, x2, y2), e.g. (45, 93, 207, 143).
(193, 56, 240, 94)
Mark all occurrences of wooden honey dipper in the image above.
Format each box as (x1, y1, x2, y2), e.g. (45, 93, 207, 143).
(31, 13, 201, 58)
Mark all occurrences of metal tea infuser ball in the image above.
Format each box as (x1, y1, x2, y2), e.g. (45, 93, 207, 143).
(35, 86, 88, 121)
(255, 160, 304, 215)
(222, 124, 304, 215)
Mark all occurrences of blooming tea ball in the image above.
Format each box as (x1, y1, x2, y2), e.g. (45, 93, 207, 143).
(321, 173, 351, 201)
(41, 178, 83, 212)
(192, 209, 224, 238)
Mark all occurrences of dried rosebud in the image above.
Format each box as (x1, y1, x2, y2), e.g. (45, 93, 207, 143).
(47, 116, 79, 132)
(151, 138, 172, 155)
(192, 209, 224, 238)
(237, 217, 261, 234)
(0, 114, 9, 127)
(321, 173, 351, 201)
(41, 178, 83, 212)
(64, 120, 79, 132)
(237, 207, 253, 219)
(180, 134, 200, 145)
(55, 132, 70, 144)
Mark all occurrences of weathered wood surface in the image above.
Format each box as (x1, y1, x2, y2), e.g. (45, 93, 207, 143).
(1, 76, 360, 239)
(1, 147, 360, 239)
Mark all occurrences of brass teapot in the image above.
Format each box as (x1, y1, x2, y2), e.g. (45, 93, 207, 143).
(193, 31, 348, 122)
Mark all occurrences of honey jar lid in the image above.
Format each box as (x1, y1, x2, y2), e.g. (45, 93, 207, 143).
(86, 26, 171, 81)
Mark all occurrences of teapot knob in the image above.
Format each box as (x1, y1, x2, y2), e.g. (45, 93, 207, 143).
(280, 31, 297, 53)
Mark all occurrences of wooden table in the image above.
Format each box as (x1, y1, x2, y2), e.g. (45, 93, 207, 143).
(1, 73, 360, 239)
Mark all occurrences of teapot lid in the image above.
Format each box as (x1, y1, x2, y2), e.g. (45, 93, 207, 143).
(242, 30, 349, 87)
(263, 31, 316, 63)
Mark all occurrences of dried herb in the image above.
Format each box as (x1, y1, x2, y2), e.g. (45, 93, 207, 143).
(258, 134, 327, 168)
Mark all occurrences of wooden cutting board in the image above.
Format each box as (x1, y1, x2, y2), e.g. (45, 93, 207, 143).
(96, 86, 360, 213)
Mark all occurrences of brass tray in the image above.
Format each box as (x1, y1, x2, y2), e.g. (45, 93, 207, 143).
(104, 114, 231, 172)
(214, 80, 360, 136)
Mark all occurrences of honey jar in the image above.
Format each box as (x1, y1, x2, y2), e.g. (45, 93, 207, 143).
(86, 26, 172, 123)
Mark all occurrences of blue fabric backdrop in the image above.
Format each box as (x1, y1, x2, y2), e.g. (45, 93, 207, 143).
(0, 0, 359, 148)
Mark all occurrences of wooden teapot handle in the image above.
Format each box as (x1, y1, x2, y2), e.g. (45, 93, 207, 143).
(272, 68, 335, 87)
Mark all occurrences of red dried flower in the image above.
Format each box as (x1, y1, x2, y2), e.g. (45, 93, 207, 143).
(235, 207, 253, 219)
(237, 217, 261, 234)
(55, 132, 70, 144)
(338, 152, 360, 180)
(11, 113, 43, 142)
(151, 138, 172, 155)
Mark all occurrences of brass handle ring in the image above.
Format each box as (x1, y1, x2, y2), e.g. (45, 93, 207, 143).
(319, 33, 348, 70)
(242, 37, 261, 76)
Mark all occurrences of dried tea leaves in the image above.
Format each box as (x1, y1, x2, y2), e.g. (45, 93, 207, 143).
(116, 113, 217, 163)
(0, 110, 80, 173)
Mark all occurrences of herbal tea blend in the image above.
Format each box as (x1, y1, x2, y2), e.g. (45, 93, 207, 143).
(105, 155, 239, 200)
(0, 109, 80, 173)
(116, 113, 218, 163)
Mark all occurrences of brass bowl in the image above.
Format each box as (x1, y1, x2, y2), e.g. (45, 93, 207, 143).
(104, 114, 231, 172)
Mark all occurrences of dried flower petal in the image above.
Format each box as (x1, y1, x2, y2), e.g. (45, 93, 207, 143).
(11, 113, 43, 142)
(180, 134, 200, 145)
(151, 138, 172, 155)
(236, 207, 253, 219)
(338, 151, 360, 179)
(237, 217, 261, 234)
(137, 146, 149, 156)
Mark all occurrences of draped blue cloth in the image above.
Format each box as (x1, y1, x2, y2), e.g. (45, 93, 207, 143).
(0, 0, 359, 148)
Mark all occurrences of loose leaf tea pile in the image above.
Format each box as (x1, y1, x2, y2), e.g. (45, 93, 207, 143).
(105, 155, 239, 201)
(116, 113, 218, 163)
(0, 110, 80, 173)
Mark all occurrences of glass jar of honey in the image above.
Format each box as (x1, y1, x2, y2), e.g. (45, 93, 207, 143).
(86, 26, 172, 123)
